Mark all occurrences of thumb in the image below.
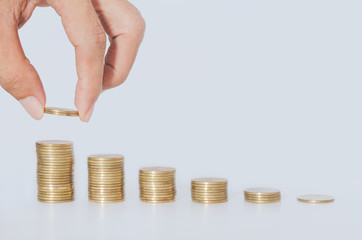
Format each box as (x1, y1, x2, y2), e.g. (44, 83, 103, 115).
(0, 23, 46, 120)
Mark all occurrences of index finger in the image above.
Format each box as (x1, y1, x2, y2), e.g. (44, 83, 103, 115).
(49, 0, 106, 122)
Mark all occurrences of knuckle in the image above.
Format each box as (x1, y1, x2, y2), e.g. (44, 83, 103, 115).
(1, 73, 26, 99)
(0, 60, 35, 99)
(130, 15, 146, 38)
(91, 26, 107, 51)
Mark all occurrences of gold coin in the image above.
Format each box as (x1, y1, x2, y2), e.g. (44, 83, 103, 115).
(38, 191, 73, 195)
(245, 199, 280, 203)
(38, 197, 74, 201)
(88, 187, 124, 192)
(140, 199, 175, 202)
(140, 192, 176, 199)
(89, 197, 124, 203)
(192, 185, 227, 189)
(192, 191, 226, 195)
(89, 183, 123, 186)
(192, 195, 227, 200)
(192, 177, 227, 183)
(140, 166, 175, 172)
(44, 107, 79, 117)
(89, 192, 124, 197)
(245, 197, 281, 202)
(36, 140, 73, 146)
(139, 173, 174, 177)
(37, 169, 73, 173)
(192, 199, 227, 204)
(244, 187, 280, 195)
(244, 193, 280, 197)
(38, 194, 74, 199)
(88, 154, 124, 160)
(89, 194, 124, 199)
(89, 172, 124, 176)
(88, 162, 123, 166)
(37, 181, 73, 185)
(88, 179, 123, 183)
(37, 174, 73, 178)
(140, 197, 175, 201)
(88, 166, 124, 169)
(139, 181, 174, 185)
(38, 166, 73, 170)
(297, 194, 334, 203)
(140, 187, 175, 191)
(89, 192, 124, 196)
(140, 191, 175, 195)
(38, 199, 74, 203)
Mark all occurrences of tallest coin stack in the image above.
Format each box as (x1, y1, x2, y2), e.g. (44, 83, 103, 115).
(36, 140, 75, 203)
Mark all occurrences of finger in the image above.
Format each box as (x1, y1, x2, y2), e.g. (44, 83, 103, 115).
(92, 0, 145, 90)
(49, 0, 106, 122)
(0, 9, 46, 120)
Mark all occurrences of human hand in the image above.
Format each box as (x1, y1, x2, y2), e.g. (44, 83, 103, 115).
(0, 0, 145, 122)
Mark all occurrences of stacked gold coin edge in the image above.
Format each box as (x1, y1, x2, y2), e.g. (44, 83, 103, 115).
(139, 167, 176, 203)
(36, 140, 74, 203)
(191, 178, 228, 204)
(88, 154, 125, 203)
(244, 187, 281, 203)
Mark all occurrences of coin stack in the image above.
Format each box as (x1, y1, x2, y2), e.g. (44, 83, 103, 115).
(244, 187, 281, 203)
(36, 140, 74, 203)
(191, 177, 228, 204)
(139, 167, 176, 203)
(88, 154, 125, 203)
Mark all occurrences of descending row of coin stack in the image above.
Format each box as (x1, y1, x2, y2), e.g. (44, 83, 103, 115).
(35, 140, 334, 204)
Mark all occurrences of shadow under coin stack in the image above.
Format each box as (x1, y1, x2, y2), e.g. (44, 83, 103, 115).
(36, 140, 74, 203)
(88, 154, 125, 203)
(139, 167, 176, 203)
(244, 187, 281, 203)
(191, 177, 228, 204)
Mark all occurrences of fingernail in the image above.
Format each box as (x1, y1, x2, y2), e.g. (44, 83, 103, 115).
(19, 96, 44, 120)
(82, 104, 95, 123)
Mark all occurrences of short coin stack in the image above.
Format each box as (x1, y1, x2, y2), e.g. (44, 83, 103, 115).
(139, 167, 176, 203)
(88, 154, 125, 203)
(36, 140, 74, 203)
(191, 177, 228, 204)
(244, 187, 281, 203)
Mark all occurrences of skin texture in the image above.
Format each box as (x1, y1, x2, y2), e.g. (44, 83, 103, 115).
(0, 0, 145, 122)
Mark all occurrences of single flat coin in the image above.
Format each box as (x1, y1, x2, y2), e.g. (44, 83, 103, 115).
(297, 194, 334, 203)
(44, 107, 79, 117)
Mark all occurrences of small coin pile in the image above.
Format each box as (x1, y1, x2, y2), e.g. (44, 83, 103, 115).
(244, 187, 281, 203)
(297, 194, 334, 203)
(139, 167, 176, 203)
(36, 140, 74, 203)
(44, 107, 79, 117)
(191, 177, 228, 204)
(88, 154, 125, 203)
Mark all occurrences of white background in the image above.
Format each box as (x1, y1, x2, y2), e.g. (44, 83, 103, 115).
(0, 0, 361, 239)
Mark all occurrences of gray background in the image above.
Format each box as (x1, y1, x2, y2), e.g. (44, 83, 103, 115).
(0, 0, 361, 239)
